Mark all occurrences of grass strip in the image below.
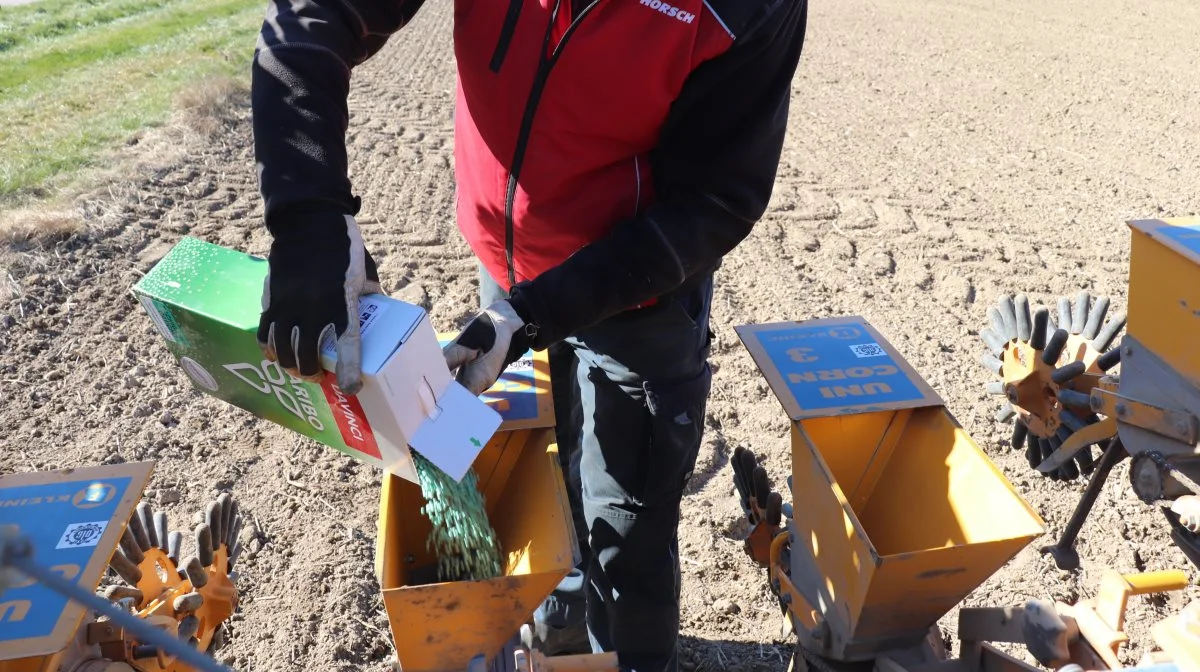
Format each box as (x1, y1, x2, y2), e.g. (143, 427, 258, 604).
(0, 2, 264, 201)
(0, 0, 186, 53)
(0, 0, 257, 93)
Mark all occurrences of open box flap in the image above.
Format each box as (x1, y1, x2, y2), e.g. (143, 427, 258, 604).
(1128, 217, 1200, 267)
(735, 317, 944, 421)
(407, 380, 503, 482)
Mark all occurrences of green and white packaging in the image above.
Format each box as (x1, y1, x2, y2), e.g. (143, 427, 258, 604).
(131, 236, 501, 484)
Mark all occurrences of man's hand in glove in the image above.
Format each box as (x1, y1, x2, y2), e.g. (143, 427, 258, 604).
(257, 206, 382, 395)
(443, 301, 534, 397)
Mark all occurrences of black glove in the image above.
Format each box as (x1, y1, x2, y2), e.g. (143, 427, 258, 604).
(257, 205, 381, 394)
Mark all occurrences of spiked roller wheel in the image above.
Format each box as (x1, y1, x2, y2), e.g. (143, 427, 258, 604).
(731, 446, 784, 567)
(98, 493, 242, 670)
(979, 291, 1125, 481)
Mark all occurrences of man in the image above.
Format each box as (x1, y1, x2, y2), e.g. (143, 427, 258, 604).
(250, 0, 808, 669)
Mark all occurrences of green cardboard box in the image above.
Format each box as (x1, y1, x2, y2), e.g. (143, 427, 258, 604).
(131, 236, 501, 483)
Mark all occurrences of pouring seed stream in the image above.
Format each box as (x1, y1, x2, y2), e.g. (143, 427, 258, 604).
(413, 451, 504, 582)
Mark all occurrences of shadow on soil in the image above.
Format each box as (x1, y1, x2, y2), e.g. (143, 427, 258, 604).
(684, 432, 734, 497)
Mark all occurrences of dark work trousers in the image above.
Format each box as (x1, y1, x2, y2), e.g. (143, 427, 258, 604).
(478, 263, 715, 672)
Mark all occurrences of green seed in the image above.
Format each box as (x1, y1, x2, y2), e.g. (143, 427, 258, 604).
(412, 450, 503, 582)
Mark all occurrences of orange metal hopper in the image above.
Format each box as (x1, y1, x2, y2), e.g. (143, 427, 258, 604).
(374, 347, 577, 672)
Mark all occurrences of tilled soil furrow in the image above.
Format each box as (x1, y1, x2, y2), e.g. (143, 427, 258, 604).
(4, 0, 1200, 669)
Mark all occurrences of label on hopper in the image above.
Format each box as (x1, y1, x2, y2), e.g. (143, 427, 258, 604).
(735, 316, 943, 419)
(0, 462, 153, 659)
(1157, 221, 1200, 260)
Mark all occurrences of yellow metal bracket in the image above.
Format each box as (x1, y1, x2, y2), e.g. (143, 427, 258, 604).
(1002, 339, 1067, 438)
(1092, 388, 1200, 445)
(1095, 570, 1190, 634)
(515, 650, 620, 672)
(1038, 372, 1200, 473)
(955, 571, 1190, 672)
(1067, 569, 1191, 669)
(1037, 417, 1119, 474)
(744, 520, 781, 568)
(1150, 601, 1200, 671)
(769, 531, 820, 640)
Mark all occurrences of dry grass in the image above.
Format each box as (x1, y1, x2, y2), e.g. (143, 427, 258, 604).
(0, 209, 86, 250)
(0, 269, 13, 305)
(173, 75, 250, 139)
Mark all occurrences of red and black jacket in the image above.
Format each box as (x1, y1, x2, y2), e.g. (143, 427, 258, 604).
(251, 0, 808, 351)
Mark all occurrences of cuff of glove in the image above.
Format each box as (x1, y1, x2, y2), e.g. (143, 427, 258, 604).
(265, 201, 352, 240)
(505, 286, 548, 351)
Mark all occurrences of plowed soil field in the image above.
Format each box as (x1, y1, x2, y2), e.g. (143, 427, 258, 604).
(3, 0, 1200, 669)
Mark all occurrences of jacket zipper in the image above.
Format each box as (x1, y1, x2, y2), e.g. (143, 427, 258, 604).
(489, 0, 524, 72)
(632, 154, 642, 216)
(502, 0, 601, 287)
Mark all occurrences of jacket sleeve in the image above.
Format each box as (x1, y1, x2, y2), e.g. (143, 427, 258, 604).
(251, 0, 426, 231)
(506, 0, 809, 350)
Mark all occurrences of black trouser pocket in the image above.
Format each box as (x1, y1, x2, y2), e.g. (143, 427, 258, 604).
(639, 362, 713, 507)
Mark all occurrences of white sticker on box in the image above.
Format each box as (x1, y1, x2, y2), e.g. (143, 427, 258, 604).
(321, 299, 388, 358)
(181, 356, 219, 392)
(56, 521, 109, 549)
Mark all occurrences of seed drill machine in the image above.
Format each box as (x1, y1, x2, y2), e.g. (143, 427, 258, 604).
(0, 461, 240, 672)
(372, 217, 1200, 672)
(731, 216, 1200, 672)
(972, 217, 1200, 573)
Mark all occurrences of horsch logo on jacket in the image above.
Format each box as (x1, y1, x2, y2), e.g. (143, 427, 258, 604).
(639, 0, 697, 23)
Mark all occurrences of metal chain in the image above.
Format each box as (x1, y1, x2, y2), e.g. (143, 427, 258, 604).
(1148, 451, 1200, 496)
